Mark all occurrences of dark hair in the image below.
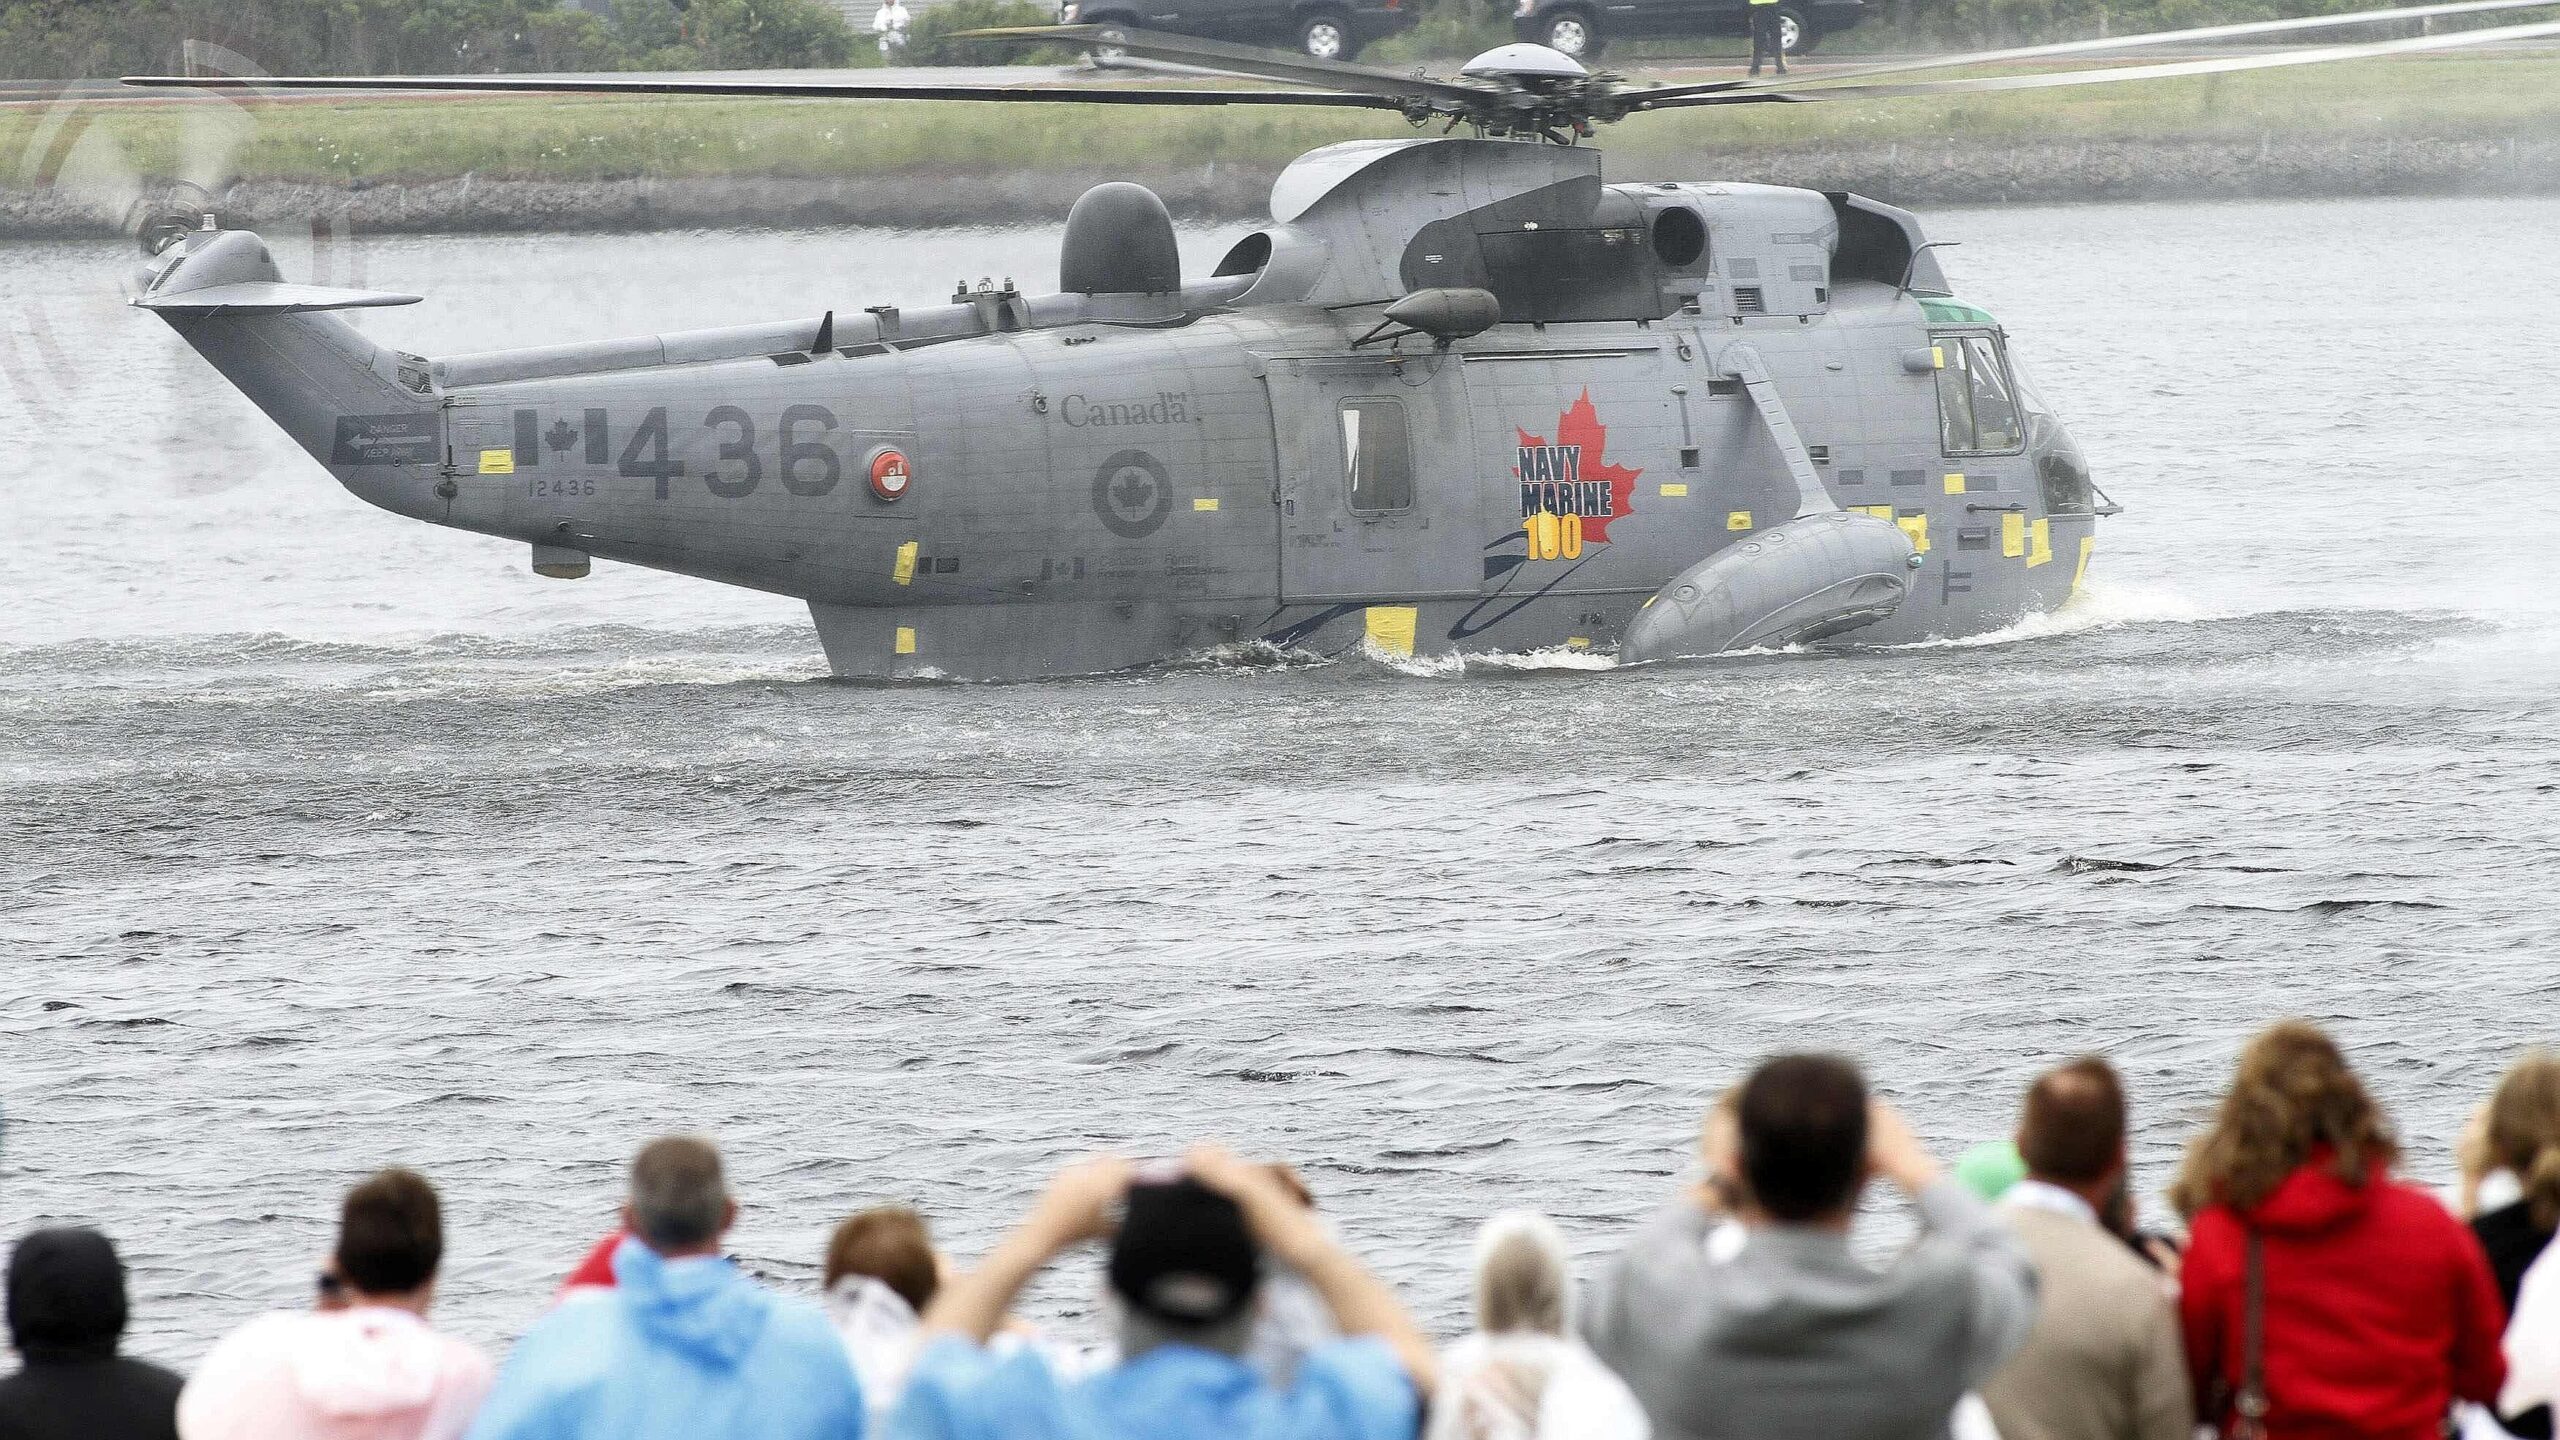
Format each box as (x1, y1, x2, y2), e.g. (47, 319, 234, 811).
(824, 1207, 938, 1313)
(1739, 1054, 1870, 1222)
(2018, 1057, 2128, 1185)
(334, 1169, 444, 1296)
(629, 1136, 731, 1251)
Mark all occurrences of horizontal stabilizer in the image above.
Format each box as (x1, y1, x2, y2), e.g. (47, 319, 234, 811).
(133, 281, 422, 315)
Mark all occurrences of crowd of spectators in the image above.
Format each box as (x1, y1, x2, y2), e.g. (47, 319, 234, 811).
(3, 1019, 2556, 1440)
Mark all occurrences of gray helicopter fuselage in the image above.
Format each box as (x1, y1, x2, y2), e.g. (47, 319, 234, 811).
(141, 136, 2101, 679)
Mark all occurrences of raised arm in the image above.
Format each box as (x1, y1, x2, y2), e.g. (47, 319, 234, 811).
(1869, 1100, 2039, 1385)
(1187, 1145, 1438, 1394)
(922, 1157, 1132, 1344)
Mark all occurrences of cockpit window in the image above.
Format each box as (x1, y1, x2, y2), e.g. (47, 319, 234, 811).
(1933, 331, 2026, 457)
(1963, 336, 2023, 451)
(1341, 399, 1414, 514)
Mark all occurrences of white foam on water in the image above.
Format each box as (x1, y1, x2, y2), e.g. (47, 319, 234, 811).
(1464, 644, 1620, 673)
(1354, 640, 1620, 677)
(1886, 580, 2213, 651)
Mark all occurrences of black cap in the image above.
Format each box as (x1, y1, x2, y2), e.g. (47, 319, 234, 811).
(7, 1228, 128, 1361)
(1107, 1177, 1261, 1327)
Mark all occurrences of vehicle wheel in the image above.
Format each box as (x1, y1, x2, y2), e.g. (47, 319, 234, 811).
(1298, 10, 1355, 60)
(1540, 8, 1599, 57)
(1777, 7, 1815, 53)
(1086, 18, 1134, 63)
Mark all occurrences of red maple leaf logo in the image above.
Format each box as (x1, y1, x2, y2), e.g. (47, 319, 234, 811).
(1513, 389, 1644, 544)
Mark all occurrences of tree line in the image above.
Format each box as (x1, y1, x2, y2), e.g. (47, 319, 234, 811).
(0, 0, 888, 78)
(0, 0, 2464, 79)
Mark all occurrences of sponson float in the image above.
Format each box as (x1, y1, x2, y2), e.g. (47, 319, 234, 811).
(121, 3, 2560, 678)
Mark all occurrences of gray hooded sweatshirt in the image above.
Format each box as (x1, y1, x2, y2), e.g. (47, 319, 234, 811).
(1581, 1180, 2038, 1440)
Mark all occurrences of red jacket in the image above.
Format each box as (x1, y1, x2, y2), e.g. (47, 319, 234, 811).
(557, 1228, 626, 1294)
(2181, 1155, 2508, 1440)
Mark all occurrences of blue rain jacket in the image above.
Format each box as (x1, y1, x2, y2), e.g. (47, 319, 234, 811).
(464, 1239, 864, 1440)
(890, 1332, 1415, 1440)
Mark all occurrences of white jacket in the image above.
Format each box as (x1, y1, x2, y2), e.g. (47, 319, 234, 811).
(1429, 1332, 1649, 1440)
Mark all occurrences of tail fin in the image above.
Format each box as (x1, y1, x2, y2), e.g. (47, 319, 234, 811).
(135, 228, 446, 518)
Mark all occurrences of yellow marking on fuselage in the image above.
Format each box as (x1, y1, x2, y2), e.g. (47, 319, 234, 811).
(1364, 606, 1418, 658)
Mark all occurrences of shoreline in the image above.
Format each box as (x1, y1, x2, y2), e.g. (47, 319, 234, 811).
(6, 132, 2559, 236)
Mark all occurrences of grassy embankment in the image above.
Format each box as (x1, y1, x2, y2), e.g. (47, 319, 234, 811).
(5, 51, 2557, 185)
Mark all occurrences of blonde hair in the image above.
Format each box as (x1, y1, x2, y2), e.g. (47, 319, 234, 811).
(1474, 1212, 1570, 1336)
(2487, 1050, 2560, 1230)
(2170, 1020, 2399, 1218)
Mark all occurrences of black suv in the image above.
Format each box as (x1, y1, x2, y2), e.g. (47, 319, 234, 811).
(1509, 0, 1863, 58)
(1061, 0, 1418, 59)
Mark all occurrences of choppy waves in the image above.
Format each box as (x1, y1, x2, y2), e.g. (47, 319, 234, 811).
(10, 200, 2560, 1365)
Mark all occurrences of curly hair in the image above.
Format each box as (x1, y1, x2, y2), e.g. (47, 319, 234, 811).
(2487, 1049, 2560, 1230)
(2170, 1020, 2399, 1219)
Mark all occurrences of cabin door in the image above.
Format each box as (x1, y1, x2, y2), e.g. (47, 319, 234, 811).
(1267, 355, 1482, 603)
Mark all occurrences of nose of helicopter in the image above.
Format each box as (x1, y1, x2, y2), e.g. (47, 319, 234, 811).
(2026, 404, 2094, 518)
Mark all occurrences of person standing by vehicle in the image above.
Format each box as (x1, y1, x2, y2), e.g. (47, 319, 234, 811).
(2174, 1021, 2507, 1440)
(874, 0, 912, 63)
(1747, 0, 1786, 79)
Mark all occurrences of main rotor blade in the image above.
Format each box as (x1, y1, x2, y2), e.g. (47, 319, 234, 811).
(119, 73, 1402, 109)
(1625, 0, 2560, 103)
(963, 25, 1497, 108)
(171, 41, 264, 197)
(1637, 12, 2560, 109)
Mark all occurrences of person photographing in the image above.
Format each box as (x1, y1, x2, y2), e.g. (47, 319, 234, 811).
(1583, 1054, 2039, 1440)
(891, 1145, 1429, 1440)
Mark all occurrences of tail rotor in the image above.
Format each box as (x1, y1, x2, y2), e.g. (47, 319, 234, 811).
(18, 38, 260, 254)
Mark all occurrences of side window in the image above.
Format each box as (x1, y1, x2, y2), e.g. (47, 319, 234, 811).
(1341, 399, 1414, 514)
(1933, 341, 1976, 455)
(1964, 336, 2023, 452)
(1933, 331, 2025, 456)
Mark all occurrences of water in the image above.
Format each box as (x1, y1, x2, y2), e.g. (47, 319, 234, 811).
(5, 198, 2560, 1367)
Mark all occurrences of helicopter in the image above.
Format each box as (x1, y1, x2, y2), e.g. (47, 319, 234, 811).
(116, 1, 2560, 679)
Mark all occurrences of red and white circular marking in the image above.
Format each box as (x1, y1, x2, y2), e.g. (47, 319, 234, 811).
(868, 448, 913, 502)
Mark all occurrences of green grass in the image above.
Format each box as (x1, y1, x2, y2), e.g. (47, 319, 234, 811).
(8, 51, 2557, 187)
